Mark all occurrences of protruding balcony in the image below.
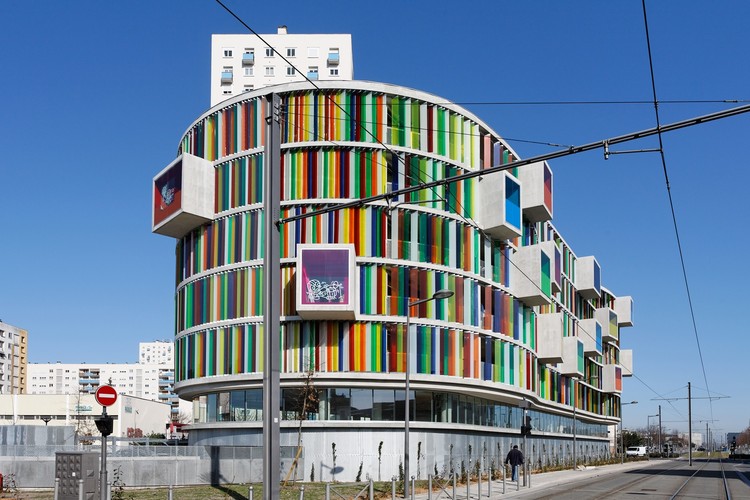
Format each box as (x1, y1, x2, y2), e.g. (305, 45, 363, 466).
(517, 161, 553, 223)
(536, 313, 563, 363)
(327, 52, 340, 65)
(242, 52, 255, 65)
(614, 295, 634, 327)
(220, 70, 233, 84)
(620, 349, 634, 377)
(602, 364, 623, 393)
(578, 318, 602, 356)
(510, 243, 553, 307)
(576, 256, 601, 299)
(307, 71, 319, 80)
(476, 171, 522, 240)
(595, 307, 619, 342)
(557, 336, 584, 377)
(152, 153, 216, 239)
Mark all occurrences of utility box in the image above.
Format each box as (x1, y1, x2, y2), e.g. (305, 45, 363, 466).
(55, 452, 98, 500)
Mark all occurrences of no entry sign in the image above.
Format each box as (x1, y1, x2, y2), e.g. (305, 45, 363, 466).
(95, 385, 118, 407)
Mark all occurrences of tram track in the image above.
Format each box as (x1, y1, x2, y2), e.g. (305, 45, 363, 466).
(523, 458, 741, 500)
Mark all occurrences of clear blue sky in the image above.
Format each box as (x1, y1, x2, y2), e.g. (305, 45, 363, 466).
(1, 1, 747, 438)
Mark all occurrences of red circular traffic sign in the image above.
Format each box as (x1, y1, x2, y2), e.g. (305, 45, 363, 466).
(95, 385, 118, 407)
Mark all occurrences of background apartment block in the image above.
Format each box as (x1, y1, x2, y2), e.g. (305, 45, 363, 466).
(210, 27, 353, 106)
(28, 341, 181, 419)
(0, 321, 27, 395)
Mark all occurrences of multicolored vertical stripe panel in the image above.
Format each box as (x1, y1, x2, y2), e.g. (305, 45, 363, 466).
(281, 149, 389, 201)
(176, 211, 265, 283)
(215, 155, 264, 213)
(180, 98, 265, 161)
(175, 323, 264, 382)
(281, 321, 388, 374)
(281, 91, 481, 167)
(491, 243, 511, 287)
(394, 212, 481, 274)
(282, 91, 388, 144)
(279, 206, 387, 258)
(176, 266, 264, 331)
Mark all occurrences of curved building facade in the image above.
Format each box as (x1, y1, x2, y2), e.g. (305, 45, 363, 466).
(152, 81, 634, 481)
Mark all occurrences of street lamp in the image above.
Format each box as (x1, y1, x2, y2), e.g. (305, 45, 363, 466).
(404, 288, 453, 499)
(620, 401, 638, 463)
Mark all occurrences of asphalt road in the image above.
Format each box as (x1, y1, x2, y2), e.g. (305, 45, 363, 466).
(504, 458, 750, 500)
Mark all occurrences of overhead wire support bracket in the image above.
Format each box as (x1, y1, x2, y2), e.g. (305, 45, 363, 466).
(276, 103, 750, 226)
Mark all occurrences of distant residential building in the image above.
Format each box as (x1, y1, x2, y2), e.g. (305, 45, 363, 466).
(0, 393, 170, 438)
(210, 26, 353, 106)
(27, 342, 184, 419)
(139, 340, 174, 364)
(0, 321, 27, 395)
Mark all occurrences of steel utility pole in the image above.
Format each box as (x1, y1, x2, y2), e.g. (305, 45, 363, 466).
(688, 382, 693, 467)
(262, 93, 282, 500)
(658, 405, 662, 455)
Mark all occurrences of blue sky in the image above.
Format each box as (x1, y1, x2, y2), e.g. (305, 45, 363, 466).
(1, 1, 747, 438)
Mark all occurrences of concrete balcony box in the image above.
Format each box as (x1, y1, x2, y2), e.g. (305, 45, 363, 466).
(517, 161, 553, 223)
(327, 52, 340, 65)
(510, 244, 553, 307)
(476, 171, 522, 240)
(536, 313, 564, 363)
(614, 295, 634, 327)
(602, 364, 623, 393)
(557, 336, 584, 377)
(221, 71, 233, 84)
(152, 153, 215, 239)
(576, 256, 601, 299)
(578, 318, 602, 356)
(296, 243, 358, 320)
(595, 307, 619, 342)
(540, 241, 562, 294)
(242, 53, 255, 65)
(620, 349, 634, 377)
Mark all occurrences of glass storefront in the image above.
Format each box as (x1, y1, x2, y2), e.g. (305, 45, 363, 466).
(193, 387, 608, 438)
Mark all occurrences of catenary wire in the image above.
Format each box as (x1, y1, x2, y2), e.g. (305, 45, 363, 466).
(280, 112, 687, 422)
(213, 0, 739, 424)
(640, 0, 714, 423)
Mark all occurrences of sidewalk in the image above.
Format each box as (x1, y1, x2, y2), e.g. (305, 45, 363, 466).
(412, 459, 664, 499)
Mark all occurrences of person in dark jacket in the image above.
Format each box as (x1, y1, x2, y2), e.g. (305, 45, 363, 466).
(505, 445, 524, 482)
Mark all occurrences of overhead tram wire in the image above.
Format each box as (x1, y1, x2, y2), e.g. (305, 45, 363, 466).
(641, 0, 715, 422)
(283, 104, 688, 422)
(216, 0, 446, 201)
(278, 103, 750, 225)
(216, 0, 743, 422)
(215, 0, 487, 231)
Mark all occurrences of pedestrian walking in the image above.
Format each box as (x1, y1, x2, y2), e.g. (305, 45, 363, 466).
(505, 445, 524, 482)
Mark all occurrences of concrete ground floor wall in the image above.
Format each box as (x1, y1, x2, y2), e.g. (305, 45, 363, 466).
(189, 424, 612, 483)
(0, 428, 610, 487)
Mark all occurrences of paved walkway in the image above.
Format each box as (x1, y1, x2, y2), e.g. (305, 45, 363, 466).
(411, 459, 662, 499)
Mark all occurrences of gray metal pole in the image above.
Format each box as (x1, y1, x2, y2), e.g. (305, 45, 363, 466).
(658, 405, 662, 455)
(688, 382, 693, 467)
(404, 310, 411, 500)
(248, 485, 253, 500)
(523, 406, 528, 486)
(573, 380, 577, 470)
(78, 479, 84, 500)
(262, 93, 282, 500)
(100, 411, 107, 500)
(428, 475, 432, 500)
(54, 477, 60, 500)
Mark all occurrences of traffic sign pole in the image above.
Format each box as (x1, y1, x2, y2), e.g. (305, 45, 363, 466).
(94, 386, 117, 500)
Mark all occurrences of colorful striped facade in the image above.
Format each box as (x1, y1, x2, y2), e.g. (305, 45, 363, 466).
(154, 81, 634, 471)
